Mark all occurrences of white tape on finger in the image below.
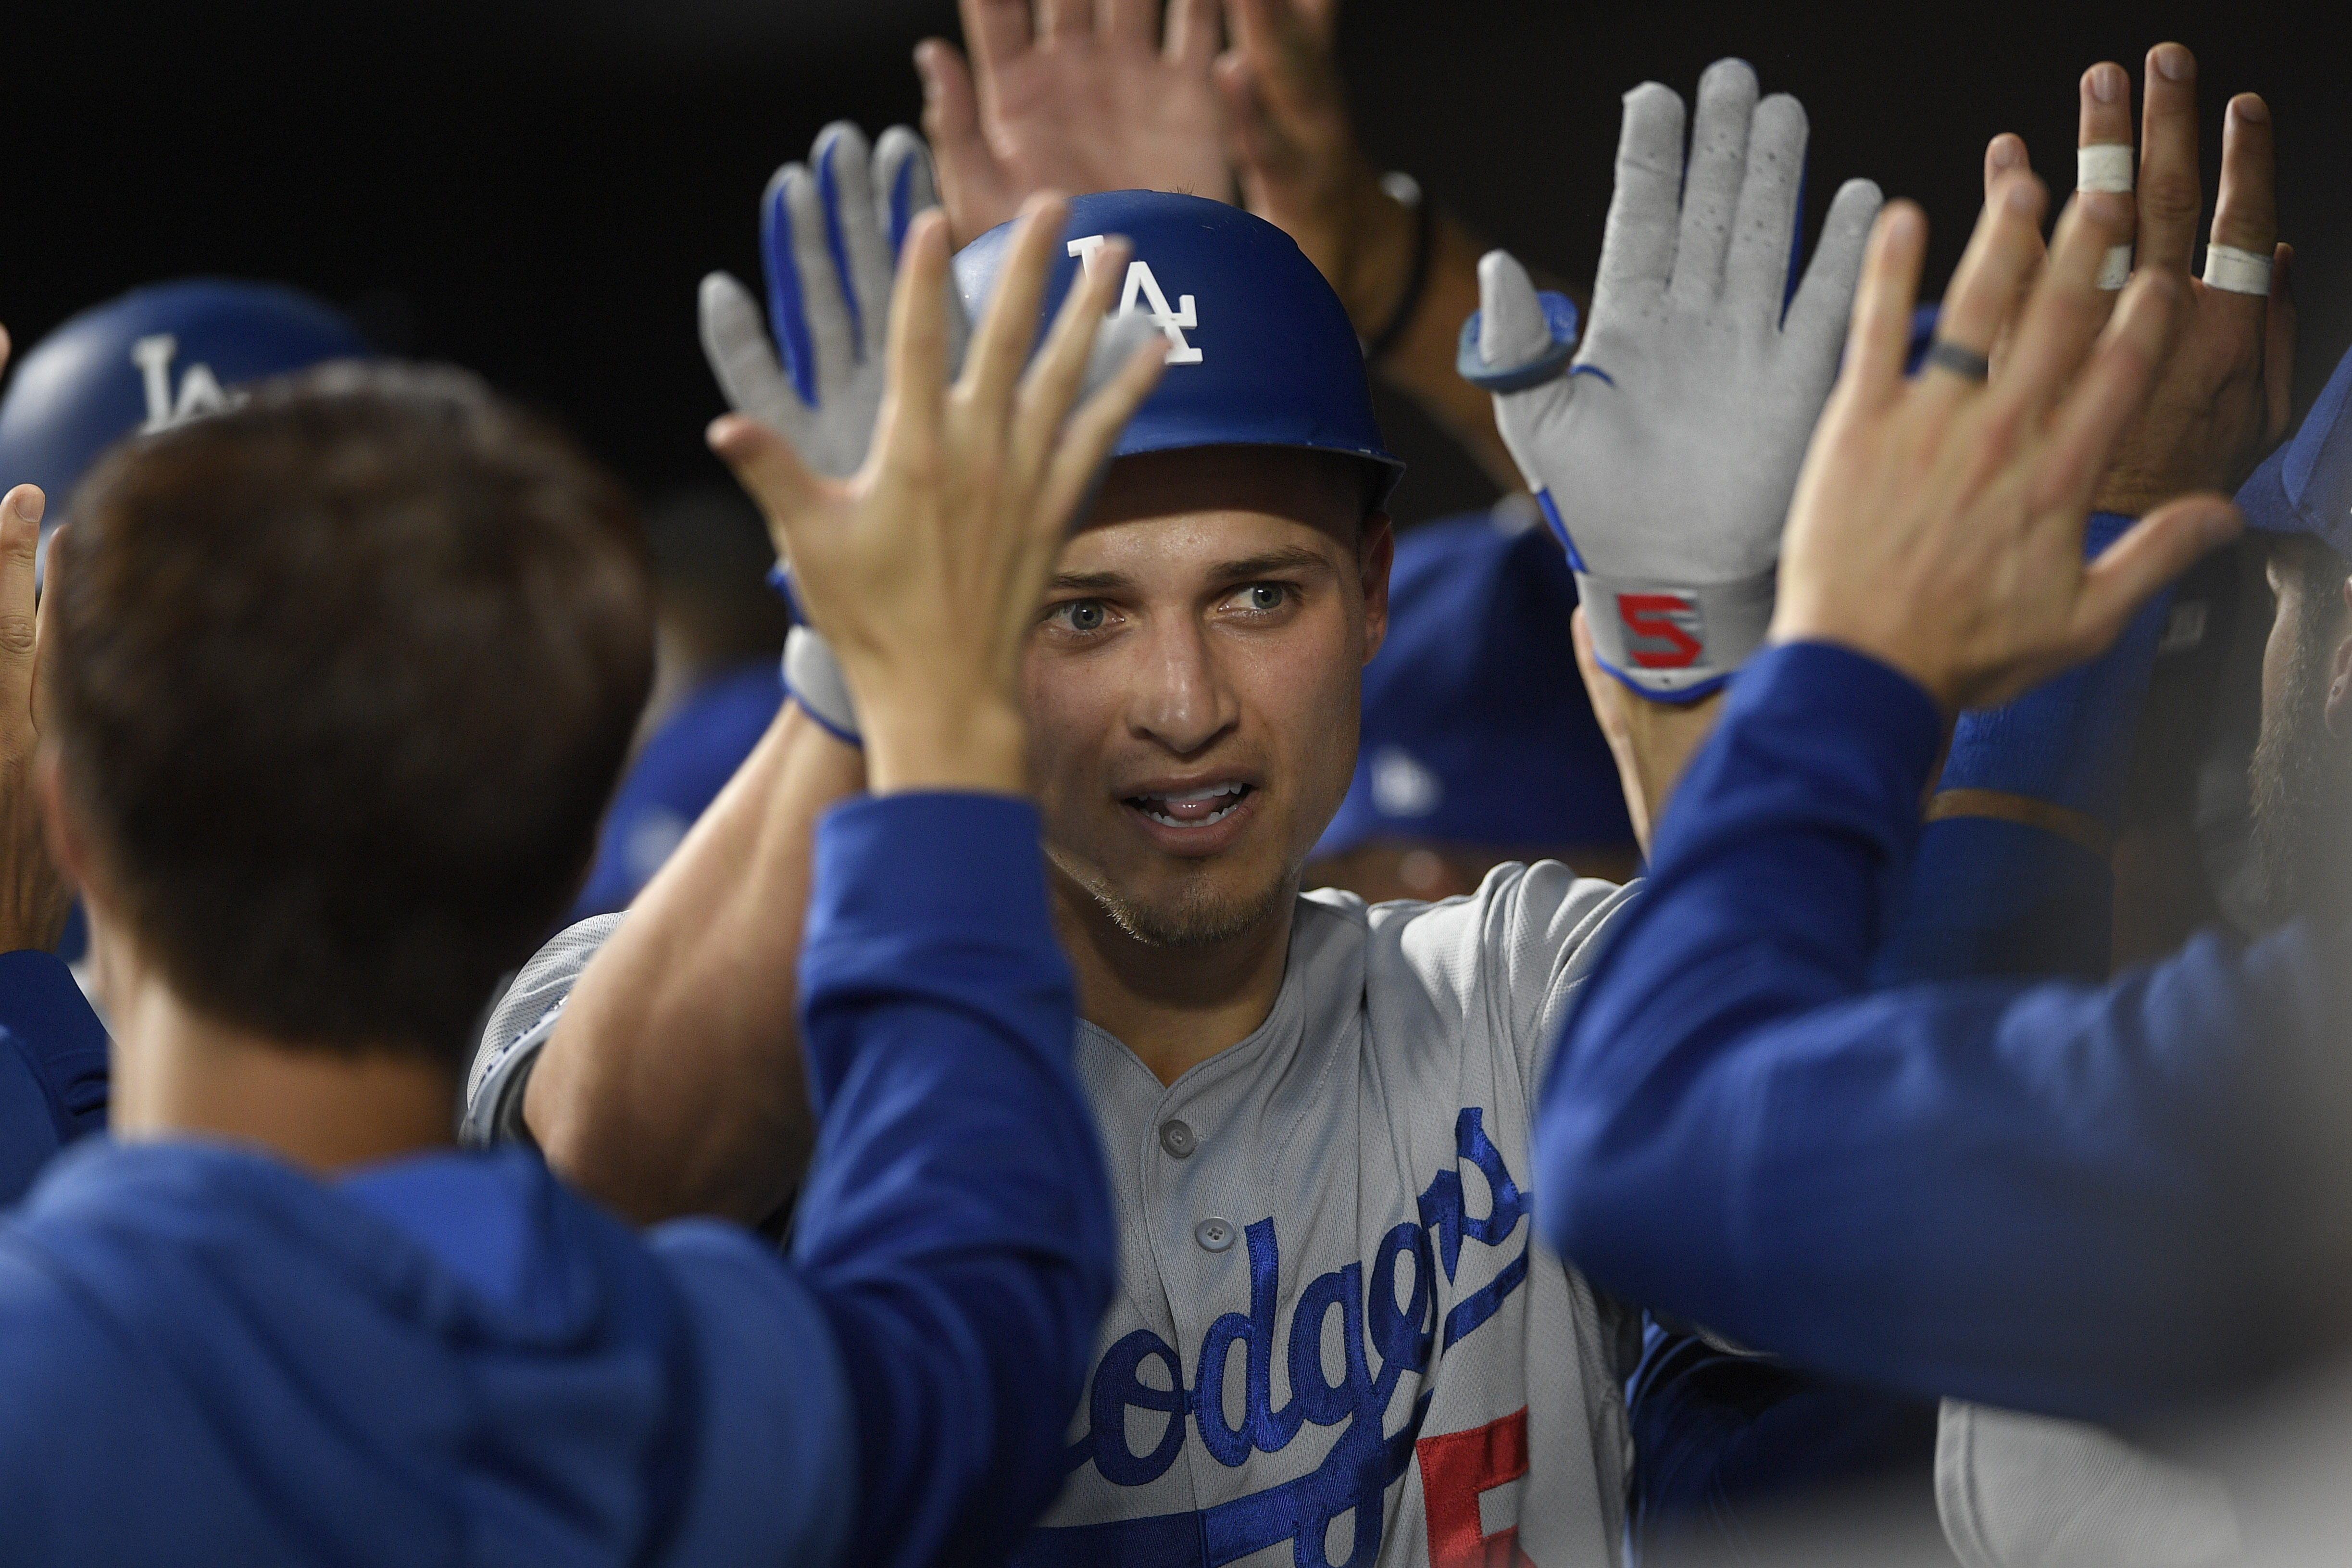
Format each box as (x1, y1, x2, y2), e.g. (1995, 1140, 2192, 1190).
(2077, 144, 2136, 194)
(2202, 243, 2274, 297)
(2098, 246, 2133, 290)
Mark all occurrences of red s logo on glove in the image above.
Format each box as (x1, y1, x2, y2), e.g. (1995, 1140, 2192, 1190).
(1615, 593, 1704, 669)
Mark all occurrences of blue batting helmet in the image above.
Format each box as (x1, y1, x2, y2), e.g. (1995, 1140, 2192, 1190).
(951, 191, 1402, 502)
(0, 278, 373, 542)
(2240, 338, 2352, 563)
(1315, 504, 1635, 858)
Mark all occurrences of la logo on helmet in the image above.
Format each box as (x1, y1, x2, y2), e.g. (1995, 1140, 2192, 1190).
(130, 333, 246, 433)
(1065, 236, 1203, 365)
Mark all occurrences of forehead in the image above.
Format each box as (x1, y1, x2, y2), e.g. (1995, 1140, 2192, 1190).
(1063, 446, 1364, 577)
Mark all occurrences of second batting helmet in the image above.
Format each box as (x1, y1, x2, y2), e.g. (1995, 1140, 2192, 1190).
(951, 191, 1403, 503)
(0, 278, 374, 542)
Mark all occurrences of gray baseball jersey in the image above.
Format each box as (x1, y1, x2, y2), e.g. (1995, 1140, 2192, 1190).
(466, 863, 1642, 1568)
(1936, 1402, 2242, 1568)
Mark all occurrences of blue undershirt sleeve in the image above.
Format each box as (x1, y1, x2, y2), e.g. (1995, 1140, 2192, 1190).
(0, 949, 111, 1205)
(788, 791, 1116, 1568)
(1539, 641, 2342, 1422)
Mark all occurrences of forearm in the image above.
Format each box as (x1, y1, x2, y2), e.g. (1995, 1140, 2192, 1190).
(791, 793, 1113, 1568)
(526, 701, 863, 1225)
(1542, 643, 2337, 1416)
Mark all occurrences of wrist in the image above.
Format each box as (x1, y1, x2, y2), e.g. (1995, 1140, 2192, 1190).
(1333, 174, 1419, 337)
(858, 694, 1028, 798)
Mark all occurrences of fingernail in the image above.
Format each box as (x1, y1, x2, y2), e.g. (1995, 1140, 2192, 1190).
(11, 489, 42, 526)
(1989, 137, 2024, 171)
(2090, 63, 2126, 103)
(2155, 44, 2193, 82)
(2235, 94, 2270, 124)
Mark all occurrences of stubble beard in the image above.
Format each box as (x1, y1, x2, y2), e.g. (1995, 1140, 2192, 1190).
(1057, 850, 1299, 950)
(2250, 627, 2352, 929)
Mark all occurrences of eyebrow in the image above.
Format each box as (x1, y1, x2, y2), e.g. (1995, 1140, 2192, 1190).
(1046, 547, 1338, 595)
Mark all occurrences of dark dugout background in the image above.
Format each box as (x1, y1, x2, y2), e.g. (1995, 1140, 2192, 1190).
(11, 0, 2343, 528)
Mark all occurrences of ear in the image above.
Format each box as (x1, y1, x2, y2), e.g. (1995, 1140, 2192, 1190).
(37, 745, 91, 895)
(1359, 511, 1395, 665)
(2326, 582, 2352, 737)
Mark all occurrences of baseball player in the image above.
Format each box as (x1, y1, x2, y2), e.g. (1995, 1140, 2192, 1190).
(1303, 505, 1639, 902)
(1540, 34, 2344, 1481)
(478, 62, 1884, 1565)
(1603, 47, 2299, 1567)
(0, 278, 377, 976)
(0, 193, 1154, 1561)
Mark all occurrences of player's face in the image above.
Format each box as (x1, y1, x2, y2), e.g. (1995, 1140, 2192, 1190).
(2251, 539, 2352, 924)
(1024, 447, 1390, 948)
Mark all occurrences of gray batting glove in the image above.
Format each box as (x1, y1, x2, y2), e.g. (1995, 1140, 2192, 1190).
(699, 123, 961, 743)
(1466, 60, 1883, 700)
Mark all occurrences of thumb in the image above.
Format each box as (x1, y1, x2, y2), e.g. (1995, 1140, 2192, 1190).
(2072, 495, 2243, 655)
(1477, 250, 1553, 371)
(708, 415, 823, 561)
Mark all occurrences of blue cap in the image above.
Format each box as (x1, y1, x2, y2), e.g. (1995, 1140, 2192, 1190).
(2240, 340, 2352, 561)
(0, 278, 372, 539)
(952, 191, 1402, 503)
(1314, 506, 1637, 857)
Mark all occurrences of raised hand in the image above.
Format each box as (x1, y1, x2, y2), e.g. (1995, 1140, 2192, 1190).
(700, 121, 960, 743)
(0, 386, 71, 953)
(1772, 176, 2241, 715)
(1469, 61, 1884, 700)
(708, 200, 1166, 795)
(918, 0, 1232, 246)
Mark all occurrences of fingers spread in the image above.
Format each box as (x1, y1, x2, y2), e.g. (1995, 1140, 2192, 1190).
(962, 0, 1035, 70)
(1165, 0, 1223, 67)
(1098, 0, 1158, 45)
(2073, 493, 2240, 654)
(1020, 235, 1131, 445)
(2210, 95, 2279, 263)
(1930, 172, 2050, 373)
(0, 488, 43, 735)
(2037, 267, 2180, 510)
(884, 211, 960, 455)
(1996, 189, 2142, 419)
(816, 123, 894, 363)
(1983, 132, 2030, 207)
(2076, 61, 2133, 163)
(1594, 81, 1688, 301)
(700, 270, 813, 448)
(762, 163, 852, 406)
(1038, 321, 1169, 532)
(1476, 250, 1554, 369)
(1836, 200, 1927, 411)
(1670, 58, 1760, 303)
(1785, 177, 1888, 365)
(2135, 43, 2203, 274)
(1721, 91, 1809, 321)
(962, 195, 1069, 409)
(1037, 0, 1095, 38)
(873, 125, 942, 256)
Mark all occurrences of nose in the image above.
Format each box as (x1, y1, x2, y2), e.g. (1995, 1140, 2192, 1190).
(1126, 614, 1239, 757)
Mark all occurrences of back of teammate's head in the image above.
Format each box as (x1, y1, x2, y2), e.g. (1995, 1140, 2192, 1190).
(46, 362, 654, 1063)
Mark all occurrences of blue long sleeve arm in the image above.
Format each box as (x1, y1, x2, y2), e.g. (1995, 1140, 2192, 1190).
(1541, 641, 2348, 1422)
(789, 792, 1116, 1568)
(0, 950, 111, 1205)
(1625, 520, 2169, 1555)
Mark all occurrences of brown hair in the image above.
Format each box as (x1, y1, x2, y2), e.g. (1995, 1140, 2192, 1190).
(49, 363, 654, 1061)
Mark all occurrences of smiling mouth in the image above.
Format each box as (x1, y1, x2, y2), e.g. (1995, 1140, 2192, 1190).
(1125, 782, 1253, 828)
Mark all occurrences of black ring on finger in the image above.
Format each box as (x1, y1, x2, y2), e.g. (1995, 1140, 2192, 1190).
(1924, 340, 1992, 382)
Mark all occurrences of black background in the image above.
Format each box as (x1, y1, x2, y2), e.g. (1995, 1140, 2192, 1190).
(12, 0, 2340, 527)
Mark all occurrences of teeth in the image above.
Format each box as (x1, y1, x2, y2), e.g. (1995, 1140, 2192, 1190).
(1142, 798, 1245, 828)
(1148, 783, 1243, 805)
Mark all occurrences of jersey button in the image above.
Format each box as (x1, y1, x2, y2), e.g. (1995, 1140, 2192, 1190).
(1158, 1119, 1198, 1158)
(1194, 1217, 1236, 1253)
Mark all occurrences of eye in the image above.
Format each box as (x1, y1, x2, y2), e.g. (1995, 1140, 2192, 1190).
(1046, 598, 1112, 634)
(1228, 582, 1290, 614)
